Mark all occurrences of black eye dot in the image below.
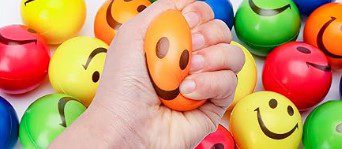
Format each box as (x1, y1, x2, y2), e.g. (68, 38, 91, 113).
(269, 99, 278, 109)
(92, 71, 100, 83)
(287, 106, 294, 116)
(210, 143, 224, 149)
(27, 28, 36, 33)
(156, 37, 169, 59)
(179, 50, 189, 70)
(137, 5, 147, 12)
(297, 46, 311, 54)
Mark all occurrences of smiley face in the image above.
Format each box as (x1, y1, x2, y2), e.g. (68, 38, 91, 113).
(49, 36, 108, 106)
(145, 10, 205, 111)
(230, 91, 302, 149)
(303, 100, 342, 148)
(21, 0, 86, 44)
(0, 25, 50, 94)
(195, 125, 235, 149)
(94, 0, 151, 44)
(234, 0, 301, 56)
(263, 42, 332, 110)
(19, 94, 86, 148)
(304, 3, 342, 67)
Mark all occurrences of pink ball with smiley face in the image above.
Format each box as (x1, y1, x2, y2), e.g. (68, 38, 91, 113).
(263, 42, 332, 110)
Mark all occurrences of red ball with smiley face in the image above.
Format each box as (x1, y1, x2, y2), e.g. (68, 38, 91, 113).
(263, 42, 332, 110)
(0, 25, 50, 94)
(195, 125, 235, 149)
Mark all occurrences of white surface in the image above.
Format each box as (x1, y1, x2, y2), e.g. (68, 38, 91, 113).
(0, 0, 341, 147)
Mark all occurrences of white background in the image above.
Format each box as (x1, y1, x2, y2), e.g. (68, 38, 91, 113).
(0, 0, 341, 147)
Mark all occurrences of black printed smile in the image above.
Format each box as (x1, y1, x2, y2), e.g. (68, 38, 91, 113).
(249, 0, 291, 16)
(0, 33, 37, 45)
(106, 0, 122, 30)
(145, 58, 180, 100)
(306, 62, 331, 72)
(317, 17, 342, 59)
(24, 0, 35, 6)
(254, 108, 298, 140)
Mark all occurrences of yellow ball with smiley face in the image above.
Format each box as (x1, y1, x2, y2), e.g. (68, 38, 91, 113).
(49, 36, 108, 106)
(230, 91, 302, 149)
(21, 0, 86, 44)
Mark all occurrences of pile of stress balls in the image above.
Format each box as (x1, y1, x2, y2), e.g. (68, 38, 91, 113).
(0, 0, 341, 148)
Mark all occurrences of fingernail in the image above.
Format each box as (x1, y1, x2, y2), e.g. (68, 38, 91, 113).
(184, 12, 200, 28)
(192, 34, 205, 50)
(180, 79, 196, 94)
(190, 55, 204, 72)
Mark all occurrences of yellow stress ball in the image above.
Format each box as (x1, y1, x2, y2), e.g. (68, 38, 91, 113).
(49, 36, 109, 106)
(230, 91, 303, 149)
(21, 0, 86, 44)
(225, 41, 257, 117)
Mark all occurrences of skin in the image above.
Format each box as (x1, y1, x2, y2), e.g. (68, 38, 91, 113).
(50, 0, 244, 148)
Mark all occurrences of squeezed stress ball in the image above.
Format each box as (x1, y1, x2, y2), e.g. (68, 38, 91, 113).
(0, 97, 19, 148)
(225, 41, 257, 118)
(263, 42, 332, 110)
(195, 125, 235, 149)
(303, 100, 342, 149)
(19, 94, 86, 148)
(230, 91, 302, 149)
(94, 0, 151, 44)
(49, 37, 109, 106)
(200, 0, 234, 29)
(0, 25, 50, 94)
(293, 0, 334, 16)
(21, 0, 86, 44)
(234, 0, 301, 56)
(145, 10, 205, 111)
(304, 3, 342, 68)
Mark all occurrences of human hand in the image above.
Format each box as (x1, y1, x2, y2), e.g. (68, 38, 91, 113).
(51, 0, 244, 148)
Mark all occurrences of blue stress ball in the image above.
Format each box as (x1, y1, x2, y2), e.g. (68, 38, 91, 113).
(293, 0, 334, 16)
(0, 97, 19, 148)
(200, 0, 234, 29)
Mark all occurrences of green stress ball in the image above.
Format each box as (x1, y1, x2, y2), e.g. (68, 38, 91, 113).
(303, 100, 342, 149)
(19, 94, 86, 148)
(234, 0, 301, 56)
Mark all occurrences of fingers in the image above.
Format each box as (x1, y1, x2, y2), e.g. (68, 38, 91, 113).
(180, 70, 237, 101)
(190, 44, 245, 74)
(182, 1, 214, 28)
(192, 19, 232, 51)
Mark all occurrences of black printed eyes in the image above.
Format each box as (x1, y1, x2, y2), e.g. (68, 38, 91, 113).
(92, 71, 100, 83)
(269, 99, 278, 109)
(179, 50, 189, 70)
(287, 106, 294, 116)
(297, 46, 311, 54)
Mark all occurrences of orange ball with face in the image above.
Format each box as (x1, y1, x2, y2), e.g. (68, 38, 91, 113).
(94, 0, 151, 44)
(145, 10, 205, 111)
(304, 3, 342, 67)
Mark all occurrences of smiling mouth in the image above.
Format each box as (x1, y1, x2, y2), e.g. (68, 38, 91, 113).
(145, 56, 180, 100)
(249, 0, 291, 16)
(306, 62, 331, 72)
(0, 33, 37, 45)
(24, 0, 35, 6)
(317, 17, 342, 59)
(106, 0, 122, 30)
(254, 108, 298, 140)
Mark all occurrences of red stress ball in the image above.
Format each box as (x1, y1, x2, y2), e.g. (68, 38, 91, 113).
(263, 42, 332, 110)
(0, 25, 50, 94)
(195, 125, 235, 149)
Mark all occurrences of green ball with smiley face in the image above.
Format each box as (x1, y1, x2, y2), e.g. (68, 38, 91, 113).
(303, 100, 342, 149)
(234, 0, 301, 56)
(19, 94, 86, 148)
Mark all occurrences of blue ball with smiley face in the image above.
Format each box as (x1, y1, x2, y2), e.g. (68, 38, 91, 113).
(0, 96, 19, 148)
(293, 0, 334, 16)
(200, 0, 234, 29)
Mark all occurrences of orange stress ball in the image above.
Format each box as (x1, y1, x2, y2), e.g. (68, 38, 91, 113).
(145, 10, 205, 111)
(304, 3, 342, 67)
(94, 0, 151, 44)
